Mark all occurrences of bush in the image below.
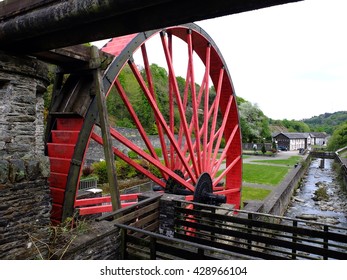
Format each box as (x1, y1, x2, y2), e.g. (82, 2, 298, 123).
(144, 148, 163, 158)
(116, 159, 137, 180)
(149, 163, 162, 178)
(128, 150, 139, 159)
(91, 161, 108, 184)
(82, 165, 94, 177)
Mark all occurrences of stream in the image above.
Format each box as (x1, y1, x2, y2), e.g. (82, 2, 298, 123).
(284, 158, 347, 228)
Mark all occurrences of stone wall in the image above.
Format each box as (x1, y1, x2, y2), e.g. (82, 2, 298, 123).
(0, 158, 51, 259)
(61, 221, 121, 260)
(0, 51, 51, 259)
(0, 51, 49, 158)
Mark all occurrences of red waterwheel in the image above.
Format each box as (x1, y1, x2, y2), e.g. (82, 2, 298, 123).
(47, 23, 242, 223)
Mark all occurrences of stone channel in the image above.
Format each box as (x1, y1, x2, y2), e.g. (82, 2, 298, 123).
(284, 157, 347, 227)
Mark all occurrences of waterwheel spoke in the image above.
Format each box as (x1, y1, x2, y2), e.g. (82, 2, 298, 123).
(140, 44, 170, 171)
(106, 128, 195, 191)
(211, 123, 239, 178)
(113, 78, 167, 180)
(186, 30, 202, 173)
(91, 132, 165, 188)
(213, 155, 241, 188)
(128, 58, 197, 184)
(168, 33, 176, 170)
(161, 31, 201, 179)
(202, 44, 211, 171)
(210, 95, 234, 173)
(206, 67, 224, 171)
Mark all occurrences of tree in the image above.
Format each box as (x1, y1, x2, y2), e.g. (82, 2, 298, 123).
(238, 101, 271, 143)
(327, 121, 347, 151)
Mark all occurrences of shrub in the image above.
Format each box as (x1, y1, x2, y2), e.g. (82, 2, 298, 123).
(91, 161, 108, 184)
(128, 150, 139, 159)
(116, 159, 137, 180)
(82, 165, 94, 177)
(144, 148, 163, 158)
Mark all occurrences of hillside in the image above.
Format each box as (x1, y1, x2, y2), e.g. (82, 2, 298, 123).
(302, 111, 347, 135)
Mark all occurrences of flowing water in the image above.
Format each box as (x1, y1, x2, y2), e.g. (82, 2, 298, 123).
(284, 158, 347, 228)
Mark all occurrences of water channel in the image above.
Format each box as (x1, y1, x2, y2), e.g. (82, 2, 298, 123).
(284, 157, 347, 228)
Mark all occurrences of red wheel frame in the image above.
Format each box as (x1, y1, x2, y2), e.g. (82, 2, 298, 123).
(48, 23, 242, 223)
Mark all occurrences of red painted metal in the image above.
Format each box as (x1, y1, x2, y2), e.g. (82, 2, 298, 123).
(108, 128, 195, 192)
(202, 45, 211, 172)
(47, 117, 84, 223)
(91, 132, 166, 188)
(161, 32, 200, 179)
(128, 59, 197, 184)
(52, 130, 80, 144)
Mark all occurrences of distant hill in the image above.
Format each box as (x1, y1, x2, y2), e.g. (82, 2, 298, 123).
(302, 111, 347, 135)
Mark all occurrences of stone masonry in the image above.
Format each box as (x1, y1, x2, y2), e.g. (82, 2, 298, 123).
(0, 51, 51, 259)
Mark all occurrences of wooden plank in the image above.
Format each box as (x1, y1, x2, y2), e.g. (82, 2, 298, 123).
(115, 201, 159, 224)
(129, 211, 159, 228)
(97, 195, 161, 221)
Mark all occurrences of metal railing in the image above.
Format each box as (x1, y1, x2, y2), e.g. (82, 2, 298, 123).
(79, 177, 98, 190)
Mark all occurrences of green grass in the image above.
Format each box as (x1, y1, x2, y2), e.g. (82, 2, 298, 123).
(242, 186, 271, 201)
(251, 156, 302, 166)
(243, 163, 289, 185)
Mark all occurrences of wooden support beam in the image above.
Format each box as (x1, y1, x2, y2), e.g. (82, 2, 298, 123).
(0, 0, 303, 53)
(91, 45, 121, 212)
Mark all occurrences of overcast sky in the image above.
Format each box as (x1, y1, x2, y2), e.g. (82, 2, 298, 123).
(195, 0, 347, 120)
(95, 0, 347, 121)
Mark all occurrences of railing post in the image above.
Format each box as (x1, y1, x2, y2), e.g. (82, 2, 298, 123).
(323, 225, 329, 260)
(150, 236, 157, 260)
(198, 248, 205, 259)
(247, 213, 253, 250)
(120, 228, 127, 260)
(292, 220, 297, 259)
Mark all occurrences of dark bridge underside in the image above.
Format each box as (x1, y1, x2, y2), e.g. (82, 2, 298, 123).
(0, 0, 302, 53)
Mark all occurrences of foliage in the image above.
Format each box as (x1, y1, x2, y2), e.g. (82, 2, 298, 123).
(81, 165, 94, 177)
(116, 159, 137, 180)
(128, 150, 139, 159)
(261, 143, 266, 154)
(91, 161, 108, 184)
(238, 101, 271, 142)
(269, 118, 310, 133)
(327, 121, 347, 151)
(303, 111, 347, 134)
